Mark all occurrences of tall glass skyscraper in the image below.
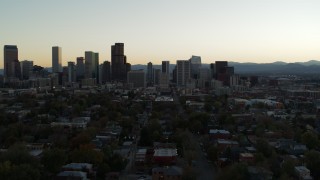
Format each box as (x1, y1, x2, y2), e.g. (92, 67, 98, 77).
(52, 46, 62, 73)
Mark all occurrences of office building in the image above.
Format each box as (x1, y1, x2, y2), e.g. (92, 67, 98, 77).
(4, 45, 18, 78)
(68, 62, 76, 83)
(127, 70, 146, 88)
(176, 60, 191, 87)
(126, 63, 131, 73)
(85, 51, 96, 79)
(230, 75, 240, 86)
(21, 60, 34, 80)
(215, 61, 236, 86)
(76, 57, 85, 80)
(154, 69, 161, 85)
(13, 59, 21, 79)
(189, 55, 201, 79)
(100, 61, 111, 84)
(111, 43, 128, 81)
(94, 52, 99, 83)
(62, 66, 68, 85)
(210, 63, 215, 79)
(52, 46, 62, 73)
(162, 61, 170, 76)
(198, 68, 211, 88)
(147, 62, 153, 85)
(215, 61, 228, 77)
(172, 67, 177, 83)
(159, 73, 170, 88)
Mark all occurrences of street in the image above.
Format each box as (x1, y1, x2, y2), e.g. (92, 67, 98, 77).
(192, 134, 216, 180)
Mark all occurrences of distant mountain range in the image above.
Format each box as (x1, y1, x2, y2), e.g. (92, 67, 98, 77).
(1, 60, 320, 75)
(132, 60, 320, 74)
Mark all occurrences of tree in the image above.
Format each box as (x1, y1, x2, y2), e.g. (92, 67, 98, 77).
(0, 144, 40, 180)
(109, 153, 127, 172)
(255, 139, 274, 158)
(207, 145, 218, 161)
(305, 150, 320, 179)
(0, 144, 38, 167)
(188, 112, 209, 133)
(0, 162, 40, 180)
(41, 148, 67, 174)
(70, 145, 104, 164)
(204, 102, 212, 112)
(281, 159, 295, 177)
(301, 132, 320, 149)
(216, 163, 249, 180)
(70, 131, 92, 149)
(213, 101, 222, 112)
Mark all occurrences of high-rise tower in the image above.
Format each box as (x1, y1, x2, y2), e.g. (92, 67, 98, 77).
(147, 62, 153, 85)
(111, 43, 127, 81)
(162, 61, 170, 76)
(189, 55, 201, 79)
(21, 60, 33, 80)
(52, 46, 62, 73)
(76, 57, 85, 80)
(100, 61, 111, 84)
(68, 62, 76, 82)
(176, 60, 191, 87)
(4, 45, 18, 78)
(85, 51, 95, 78)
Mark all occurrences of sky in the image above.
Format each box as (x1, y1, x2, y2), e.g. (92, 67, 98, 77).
(1, 0, 320, 67)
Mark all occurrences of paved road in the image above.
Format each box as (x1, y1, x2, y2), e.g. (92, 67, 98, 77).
(192, 134, 215, 180)
(173, 92, 215, 179)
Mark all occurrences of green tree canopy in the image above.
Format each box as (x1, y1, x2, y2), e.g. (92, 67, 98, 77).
(301, 131, 320, 149)
(305, 150, 320, 179)
(41, 148, 67, 174)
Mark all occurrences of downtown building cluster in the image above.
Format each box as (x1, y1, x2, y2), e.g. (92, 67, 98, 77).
(50, 43, 131, 87)
(2, 43, 239, 94)
(2, 43, 131, 88)
(144, 55, 238, 95)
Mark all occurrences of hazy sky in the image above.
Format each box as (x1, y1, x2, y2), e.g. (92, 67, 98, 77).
(1, 0, 320, 67)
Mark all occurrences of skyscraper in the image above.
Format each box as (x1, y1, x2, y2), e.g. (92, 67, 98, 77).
(147, 62, 153, 85)
(162, 61, 170, 75)
(189, 55, 201, 79)
(215, 61, 235, 86)
(12, 59, 21, 79)
(100, 61, 111, 84)
(76, 57, 85, 80)
(198, 68, 211, 88)
(111, 43, 127, 81)
(85, 51, 95, 79)
(215, 61, 228, 77)
(210, 63, 215, 79)
(21, 60, 34, 80)
(176, 60, 191, 87)
(68, 62, 76, 83)
(52, 46, 62, 73)
(154, 69, 161, 85)
(94, 52, 99, 83)
(4, 45, 18, 78)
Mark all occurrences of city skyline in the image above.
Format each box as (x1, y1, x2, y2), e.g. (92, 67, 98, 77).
(1, 0, 320, 67)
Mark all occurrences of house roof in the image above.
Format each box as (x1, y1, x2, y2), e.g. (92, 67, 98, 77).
(209, 129, 230, 134)
(62, 163, 93, 170)
(57, 171, 87, 178)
